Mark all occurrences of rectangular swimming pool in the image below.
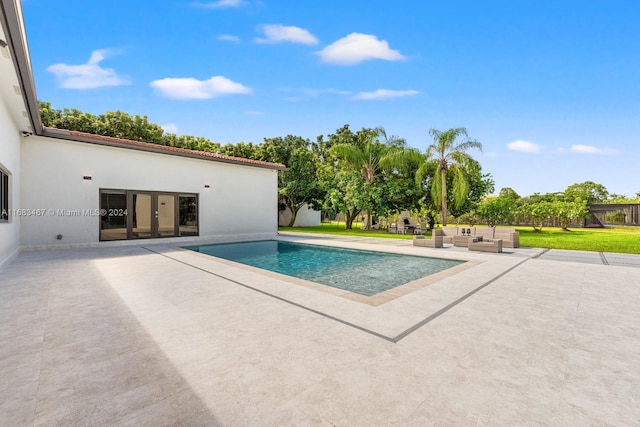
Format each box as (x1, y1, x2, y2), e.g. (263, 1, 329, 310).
(184, 240, 465, 296)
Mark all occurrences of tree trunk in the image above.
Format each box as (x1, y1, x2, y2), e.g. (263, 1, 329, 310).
(441, 169, 448, 226)
(365, 210, 372, 230)
(345, 210, 360, 230)
(287, 208, 298, 227)
(285, 202, 304, 227)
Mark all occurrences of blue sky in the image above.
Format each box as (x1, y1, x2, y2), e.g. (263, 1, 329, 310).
(23, 0, 640, 197)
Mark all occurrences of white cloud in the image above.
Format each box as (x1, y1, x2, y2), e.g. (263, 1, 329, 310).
(149, 76, 252, 99)
(352, 89, 419, 100)
(245, 110, 264, 115)
(255, 24, 318, 45)
(507, 140, 540, 153)
(316, 33, 405, 65)
(553, 144, 618, 155)
(300, 88, 352, 97)
(46, 49, 130, 89)
(191, 0, 244, 9)
(293, 87, 352, 98)
(161, 123, 179, 134)
(571, 144, 600, 154)
(279, 87, 353, 101)
(217, 34, 240, 42)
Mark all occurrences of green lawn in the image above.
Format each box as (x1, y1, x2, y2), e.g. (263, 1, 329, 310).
(280, 223, 640, 254)
(516, 226, 640, 254)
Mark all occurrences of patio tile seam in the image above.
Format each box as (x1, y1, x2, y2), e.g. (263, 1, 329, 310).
(392, 251, 542, 342)
(143, 245, 549, 344)
(599, 252, 609, 265)
(531, 248, 550, 259)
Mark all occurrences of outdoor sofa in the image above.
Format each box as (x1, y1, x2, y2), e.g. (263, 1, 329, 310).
(413, 230, 444, 248)
(468, 238, 503, 253)
(493, 228, 520, 248)
(439, 226, 520, 248)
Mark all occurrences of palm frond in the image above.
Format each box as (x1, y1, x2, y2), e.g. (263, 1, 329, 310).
(449, 151, 473, 166)
(415, 160, 435, 185)
(430, 168, 443, 205)
(450, 165, 469, 208)
(428, 128, 442, 141)
(330, 143, 366, 169)
(381, 148, 424, 171)
(454, 139, 483, 153)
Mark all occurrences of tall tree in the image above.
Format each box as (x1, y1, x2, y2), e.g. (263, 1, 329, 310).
(278, 149, 324, 227)
(499, 187, 521, 203)
(420, 127, 483, 226)
(330, 127, 383, 229)
(551, 200, 589, 230)
(39, 100, 221, 152)
(323, 169, 367, 230)
(330, 126, 420, 229)
(476, 196, 514, 227)
(521, 201, 553, 232)
(564, 181, 609, 204)
(260, 136, 324, 227)
(446, 159, 494, 219)
(315, 130, 367, 229)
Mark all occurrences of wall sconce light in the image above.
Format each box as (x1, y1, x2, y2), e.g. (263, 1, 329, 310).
(204, 184, 210, 188)
(83, 175, 92, 181)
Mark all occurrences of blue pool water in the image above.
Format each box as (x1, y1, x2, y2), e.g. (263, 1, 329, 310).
(184, 240, 465, 296)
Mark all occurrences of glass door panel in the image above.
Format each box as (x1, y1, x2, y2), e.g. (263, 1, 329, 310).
(100, 190, 127, 241)
(131, 193, 153, 239)
(179, 194, 198, 236)
(157, 194, 177, 237)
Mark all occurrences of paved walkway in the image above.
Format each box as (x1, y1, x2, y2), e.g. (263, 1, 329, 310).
(1, 236, 639, 426)
(535, 248, 640, 267)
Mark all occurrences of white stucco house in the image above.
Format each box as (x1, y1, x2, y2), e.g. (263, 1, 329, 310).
(0, 0, 285, 268)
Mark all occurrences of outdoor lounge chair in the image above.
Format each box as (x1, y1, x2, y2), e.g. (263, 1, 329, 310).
(441, 226, 458, 244)
(413, 230, 444, 248)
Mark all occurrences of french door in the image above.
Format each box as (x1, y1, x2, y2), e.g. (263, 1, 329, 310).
(129, 191, 178, 239)
(100, 189, 198, 241)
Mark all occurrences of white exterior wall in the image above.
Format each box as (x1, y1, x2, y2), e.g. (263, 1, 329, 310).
(278, 203, 321, 227)
(20, 136, 278, 246)
(0, 98, 21, 266)
(292, 205, 321, 227)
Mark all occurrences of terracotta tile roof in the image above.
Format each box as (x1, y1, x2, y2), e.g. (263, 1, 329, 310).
(41, 127, 287, 171)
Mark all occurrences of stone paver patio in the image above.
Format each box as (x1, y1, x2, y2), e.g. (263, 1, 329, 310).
(1, 234, 639, 426)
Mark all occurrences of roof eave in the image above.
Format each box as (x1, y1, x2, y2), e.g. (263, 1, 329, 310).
(0, 0, 43, 135)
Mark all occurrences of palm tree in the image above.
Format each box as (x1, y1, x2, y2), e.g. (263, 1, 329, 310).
(420, 128, 482, 226)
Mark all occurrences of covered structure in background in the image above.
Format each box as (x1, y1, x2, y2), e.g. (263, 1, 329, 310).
(586, 203, 640, 227)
